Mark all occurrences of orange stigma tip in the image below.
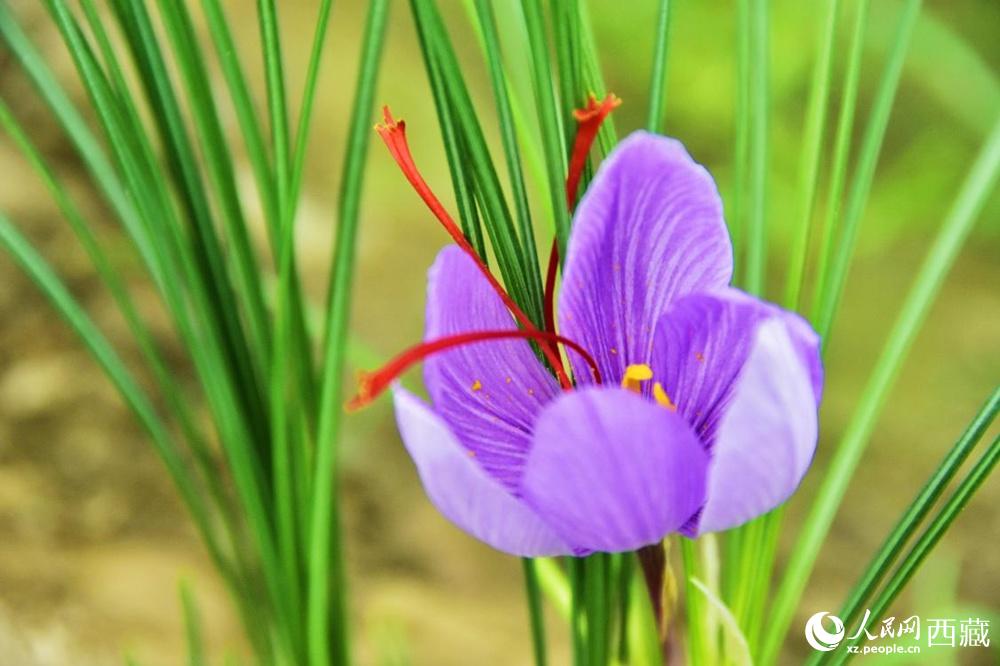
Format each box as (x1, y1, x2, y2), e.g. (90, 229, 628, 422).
(573, 93, 623, 122)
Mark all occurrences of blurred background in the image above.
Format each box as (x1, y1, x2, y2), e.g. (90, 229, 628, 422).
(0, 0, 997, 664)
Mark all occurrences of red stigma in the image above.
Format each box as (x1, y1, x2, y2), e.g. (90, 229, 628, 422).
(375, 106, 574, 389)
(543, 93, 622, 341)
(346, 329, 603, 411)
(565, 93, 622, 211)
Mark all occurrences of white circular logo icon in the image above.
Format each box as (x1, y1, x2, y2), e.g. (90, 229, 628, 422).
(805, 611, 845, 652)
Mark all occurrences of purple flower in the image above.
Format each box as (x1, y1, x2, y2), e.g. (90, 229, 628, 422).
(392, 132, 823, 556)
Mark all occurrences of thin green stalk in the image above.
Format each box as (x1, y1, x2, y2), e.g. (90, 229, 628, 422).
(783, 0, 841, 310)
(742, 0, 769, 296)
(272, 234, 307, 664)
(473, 0, 543, 291)
(253, 0, 329, 426)
(729, 0, 751, 269)
(180, 582, 206, 666)
(459, 0, 558, 231)
(646, 0, 672, 133)
(199, 0, 280, 245)
(720, 525, 743, 606)
(267, 7, 342, 652)
(569, 558, 588, 666)
(288, 0, 335, 214)
(680, 539, 706, 666)
(256, 0, 292, 215)
(731, 515, 764, 629)
(615, 555, 633, 664)
(585, 554, 610, 666)
(534, 557, 571, 621)
(744, 506, 783, 656)
(520, 0, 572, 252)
(522, 558, 549, 666)
(761, 111, 1000, 664)
(814, 0, 922, 341)
(552, 0, 583, 147)
(309, 3, 391, 665)
(810, 0, 870, 321)
(414, 19, 488, 258)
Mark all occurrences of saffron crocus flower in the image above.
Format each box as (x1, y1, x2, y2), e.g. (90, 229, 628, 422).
(361, 128, 823, 557)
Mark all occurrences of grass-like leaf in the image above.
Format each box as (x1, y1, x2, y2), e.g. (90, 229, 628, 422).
(310, 2, 392, 664)
(762, 109, 1000, 663)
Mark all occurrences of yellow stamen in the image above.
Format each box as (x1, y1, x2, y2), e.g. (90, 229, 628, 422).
(653, 382, 677, 411)
(621, 363, 653, 393)
(471, 380, 482, 391)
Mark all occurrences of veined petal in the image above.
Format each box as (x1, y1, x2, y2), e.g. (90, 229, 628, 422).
(649, 288, 822, 450)
(521, 387, 708, 553)
(558, 131, 733, 385)
(696, 319, 819, 533)
(424, 246, 560, 492)
(394, 388, 572, 557)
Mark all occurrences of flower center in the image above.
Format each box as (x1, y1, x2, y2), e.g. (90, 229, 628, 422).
(620, 364, 677, 412)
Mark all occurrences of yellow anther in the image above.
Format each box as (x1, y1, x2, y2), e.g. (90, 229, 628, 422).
(653, 382, 677, 411)
(471, 380, 482, 391)
(621, 363, 653, 393)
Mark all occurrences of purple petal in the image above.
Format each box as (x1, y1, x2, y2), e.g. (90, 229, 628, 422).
(520, 387, 708, 553)
(424, 245, 560, 492)
(558, 131, 733, 386)
(394, 388, 572, 556)
(776, 309, 824, 406)
(649, 288, 822, 449)
(695, 319, 820, 533)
